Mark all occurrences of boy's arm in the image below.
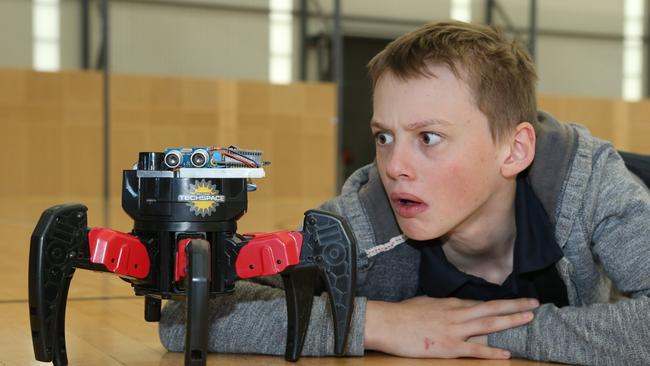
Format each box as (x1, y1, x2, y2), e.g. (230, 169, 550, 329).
(159, 277, 541, 358)
(159, 191, 373, 356)
(489, 148, 650, 365)
(488, 297, 650, 365)
(159, 278, 368, 356)
(159, 190, 537, 358)
(159, 193, 369, 357)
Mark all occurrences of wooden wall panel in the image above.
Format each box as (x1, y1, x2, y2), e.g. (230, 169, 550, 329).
(0, 69, 103, 226)
(538, 96, 617, 144)
(538, 95, 649, 153)
(624, 100, 650, 155)
(0, 70, 336, 233)
(0, 69, 28, 104)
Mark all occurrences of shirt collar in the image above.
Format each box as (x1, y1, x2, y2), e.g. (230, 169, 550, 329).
(419, 243, 469, 297)
(418, 175, 564, 297)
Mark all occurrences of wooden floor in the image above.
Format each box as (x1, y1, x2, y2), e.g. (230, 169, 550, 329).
(1, 215, 556, 366)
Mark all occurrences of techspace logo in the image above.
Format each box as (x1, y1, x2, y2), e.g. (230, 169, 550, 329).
(178, 179, 225, 217)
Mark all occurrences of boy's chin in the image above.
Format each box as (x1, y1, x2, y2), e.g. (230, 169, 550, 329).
(397, 221, 442, 242)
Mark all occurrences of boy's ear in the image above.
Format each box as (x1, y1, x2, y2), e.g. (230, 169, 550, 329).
(500, 122, 536, 178)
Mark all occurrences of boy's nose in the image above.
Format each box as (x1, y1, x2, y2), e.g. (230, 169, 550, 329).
(385, 145, 415, 180)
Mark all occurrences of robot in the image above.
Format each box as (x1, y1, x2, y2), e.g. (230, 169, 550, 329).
(28, 146, 357, 366)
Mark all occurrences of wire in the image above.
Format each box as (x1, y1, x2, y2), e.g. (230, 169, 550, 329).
(221, 151, 257, 167)
(223, 147, 259, 168)
(207, 146, 260, 168)
(226, 147, 259, 167)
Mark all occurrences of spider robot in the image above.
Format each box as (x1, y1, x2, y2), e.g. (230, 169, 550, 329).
(28, 146, 357, 366)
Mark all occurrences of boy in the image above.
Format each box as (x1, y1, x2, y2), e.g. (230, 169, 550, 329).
(160, 21, 650, 365)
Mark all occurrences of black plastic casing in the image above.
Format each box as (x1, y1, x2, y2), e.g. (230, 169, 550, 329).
(121, 152, 248, 299)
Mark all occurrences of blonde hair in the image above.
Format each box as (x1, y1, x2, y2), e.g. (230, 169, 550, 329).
(367, 20, 538, 142)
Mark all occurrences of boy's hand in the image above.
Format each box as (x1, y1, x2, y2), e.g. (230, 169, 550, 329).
(364, 296, 539, 359)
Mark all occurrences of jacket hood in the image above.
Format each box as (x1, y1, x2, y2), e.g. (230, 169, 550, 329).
(527, 111, 578, 224)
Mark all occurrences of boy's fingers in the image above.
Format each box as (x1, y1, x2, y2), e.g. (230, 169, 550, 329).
(454, 341, 511, 360)
(462, 311, 534, 336)
(460, 298, 539, 320)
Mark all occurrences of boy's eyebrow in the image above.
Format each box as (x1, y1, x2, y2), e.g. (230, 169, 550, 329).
(370, 118, 452, 130)
(405, 119, 452, 130)
(370, 120, 384, 130)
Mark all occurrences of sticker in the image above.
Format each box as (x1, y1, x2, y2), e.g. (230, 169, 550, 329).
(178, 179, 225, 217)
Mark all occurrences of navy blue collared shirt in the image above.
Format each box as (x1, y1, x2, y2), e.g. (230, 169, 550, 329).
(419, 176, 569, 307)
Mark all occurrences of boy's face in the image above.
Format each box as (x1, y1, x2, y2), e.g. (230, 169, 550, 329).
(371, 65, 511, 241)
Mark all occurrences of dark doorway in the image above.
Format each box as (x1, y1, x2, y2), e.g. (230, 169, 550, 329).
(341, 36, 392, 180)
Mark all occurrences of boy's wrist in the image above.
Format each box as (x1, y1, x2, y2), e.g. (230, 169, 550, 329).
(364, 300, 389, 351)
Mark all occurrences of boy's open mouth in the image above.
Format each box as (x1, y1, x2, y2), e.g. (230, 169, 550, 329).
(390, 192, 424, 204)
(389, 192, 428, 217)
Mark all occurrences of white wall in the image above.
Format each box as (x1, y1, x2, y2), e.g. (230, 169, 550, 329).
(537, 37, 623, 98)
(0, 0, 643, 98)
(58, 0, 270, 80)
(0, 0, 32, 68)
(310, 0, 451, 38)
(472, 0, 626, 98)
(60, 0, 83, 69)
(302, 0, 631, 98)
(109, 0, 269, 80)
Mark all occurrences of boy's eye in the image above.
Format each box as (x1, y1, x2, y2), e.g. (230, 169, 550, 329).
(421, 132, 442, 145)
(375, 132, 394, 145)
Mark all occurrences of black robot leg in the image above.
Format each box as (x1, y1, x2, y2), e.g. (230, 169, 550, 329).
(184, 239, 211, 366)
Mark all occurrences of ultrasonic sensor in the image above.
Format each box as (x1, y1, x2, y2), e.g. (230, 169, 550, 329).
(164, 150, 182, 169)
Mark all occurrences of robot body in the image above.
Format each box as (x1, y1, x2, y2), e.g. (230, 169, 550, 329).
(29, 147, 357, 366)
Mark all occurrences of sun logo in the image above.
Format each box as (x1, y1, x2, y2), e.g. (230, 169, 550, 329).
(178, 179, 225, 217)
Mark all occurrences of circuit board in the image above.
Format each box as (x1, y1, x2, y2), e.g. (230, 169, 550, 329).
(163, 146, 264, 169)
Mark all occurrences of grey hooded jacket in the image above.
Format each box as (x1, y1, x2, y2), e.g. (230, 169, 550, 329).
(159, 112, 650, 365)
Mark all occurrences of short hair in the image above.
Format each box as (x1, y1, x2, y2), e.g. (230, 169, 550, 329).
(367, 20, 538, 143)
